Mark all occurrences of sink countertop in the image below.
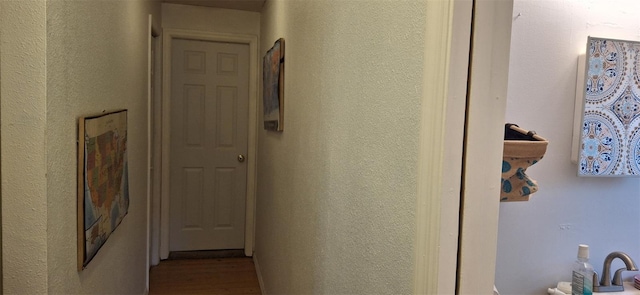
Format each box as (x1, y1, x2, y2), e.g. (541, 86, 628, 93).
(594, 282, 640, 294)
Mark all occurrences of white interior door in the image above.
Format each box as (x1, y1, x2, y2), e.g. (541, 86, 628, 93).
(169, 38, 249, 251)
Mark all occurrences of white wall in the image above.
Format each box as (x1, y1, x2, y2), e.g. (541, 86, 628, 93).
(255, 0, 426, 293)
(162, 3, 260, 35)
(496, 1, 640, 294)
(0, 1, 48, 293)
(45, 1, 160, 293)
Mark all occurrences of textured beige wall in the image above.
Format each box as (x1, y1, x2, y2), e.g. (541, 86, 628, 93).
(162, 3, 260, 35)
(255, 0, 426, 293)
(0, 1, 48, 293)
(45, 1, 160, 293)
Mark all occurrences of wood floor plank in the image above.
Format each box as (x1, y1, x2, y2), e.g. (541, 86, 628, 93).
(149, 257, 261, 295)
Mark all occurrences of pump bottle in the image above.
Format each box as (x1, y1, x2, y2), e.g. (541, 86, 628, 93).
(572, 244, 594, 295)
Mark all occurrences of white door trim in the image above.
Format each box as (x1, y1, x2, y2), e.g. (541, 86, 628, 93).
(458, 0, 513, 293)
(149, 24, 163, 267)
(413, 0, 513, 293)
(413, 0, 472, 293)
(161, 29, 259, 259)
(146, 13, 158, 291)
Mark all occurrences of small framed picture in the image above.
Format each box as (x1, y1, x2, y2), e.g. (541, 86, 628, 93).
(263, 38, 285, 131)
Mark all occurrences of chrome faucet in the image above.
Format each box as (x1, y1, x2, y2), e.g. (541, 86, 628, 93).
(593, 251, 638, 292)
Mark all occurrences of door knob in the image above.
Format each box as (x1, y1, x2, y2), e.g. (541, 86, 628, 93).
(237, 154, 246, 162)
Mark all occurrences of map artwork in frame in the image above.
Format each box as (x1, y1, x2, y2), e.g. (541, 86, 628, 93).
(77, 110, 129, 270)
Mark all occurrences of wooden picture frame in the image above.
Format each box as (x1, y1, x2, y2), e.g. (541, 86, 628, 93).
(263, 38, 285, 131)
(77, 110, 129, 270)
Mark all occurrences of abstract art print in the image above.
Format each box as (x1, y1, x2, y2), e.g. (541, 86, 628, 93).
(77, 110, 129, 270)
(579, 37, 640, 176)
(263, 38, 285, 131)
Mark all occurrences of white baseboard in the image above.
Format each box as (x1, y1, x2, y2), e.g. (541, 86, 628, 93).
(253, 253, 266, 295)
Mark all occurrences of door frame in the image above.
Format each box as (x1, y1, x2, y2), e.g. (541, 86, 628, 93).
(146, 13, 160, 290)
(457, 0, 513, 293)
(413, 0, 513, 293)
(160, 29, 259, 259)
(413, 0, 474, 294)
(149, 18, 163, 267)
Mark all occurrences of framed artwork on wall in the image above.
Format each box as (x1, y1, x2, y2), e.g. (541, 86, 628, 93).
(578, 37, 640, 176)
(77, 110, 129, 270)
(263, 38, 285, 131)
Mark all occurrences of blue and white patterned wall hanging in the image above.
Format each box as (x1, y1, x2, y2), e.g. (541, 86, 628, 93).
(579, 37, 640, 176)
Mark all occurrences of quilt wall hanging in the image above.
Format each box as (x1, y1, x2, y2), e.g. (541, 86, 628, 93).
(579, 37, 640, 176)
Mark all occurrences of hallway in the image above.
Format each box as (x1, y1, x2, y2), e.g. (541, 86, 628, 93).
(149, 257, 261, 294)
(1, 0, 505, 293)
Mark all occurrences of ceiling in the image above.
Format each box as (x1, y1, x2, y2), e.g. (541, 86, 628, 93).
(163, 0, 266, 12)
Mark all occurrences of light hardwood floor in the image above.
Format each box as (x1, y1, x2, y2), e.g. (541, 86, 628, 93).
(149, 257, 261, 295)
